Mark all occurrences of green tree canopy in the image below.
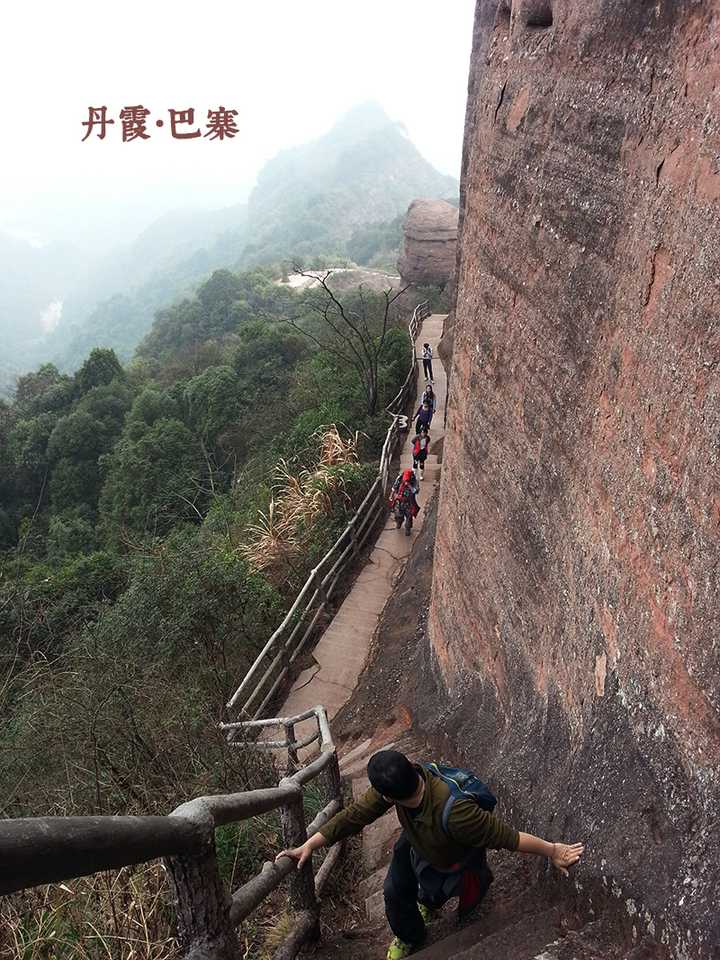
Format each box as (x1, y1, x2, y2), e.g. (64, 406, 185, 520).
(46, 381, 133, 512)
(15, 363, 74, 416)
(74, 347, 125, 397)
(183, 365, 242, 447)
(99, 417, 204, 537)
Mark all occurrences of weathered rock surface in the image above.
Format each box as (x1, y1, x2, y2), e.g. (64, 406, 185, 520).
(428, 1, 720, 957)
(398, 198, 459, 286)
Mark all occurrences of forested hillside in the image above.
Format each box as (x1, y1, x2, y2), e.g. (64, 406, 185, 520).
(0, 267, 411, 827)
(48, 206, 251, 375)
(0, 231, 84, 394)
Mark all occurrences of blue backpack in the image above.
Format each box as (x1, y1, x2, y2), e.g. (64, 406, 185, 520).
(424, 762, 497, 835)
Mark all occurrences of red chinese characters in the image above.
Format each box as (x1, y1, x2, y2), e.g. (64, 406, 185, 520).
(81, 106, 239, 142)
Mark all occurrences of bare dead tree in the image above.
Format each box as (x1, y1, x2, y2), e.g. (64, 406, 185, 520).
(283, 268, 409, 415)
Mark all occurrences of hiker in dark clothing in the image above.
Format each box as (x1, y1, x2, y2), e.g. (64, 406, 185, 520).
(421, 343, 434, 381)
(414, 401, 433, 435)
(277, 750, 584, 960)
(421, 382, 436, 415)
(412, 426, 430, 481)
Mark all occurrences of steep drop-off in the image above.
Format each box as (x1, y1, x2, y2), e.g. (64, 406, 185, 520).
(428, 1, 720, 957)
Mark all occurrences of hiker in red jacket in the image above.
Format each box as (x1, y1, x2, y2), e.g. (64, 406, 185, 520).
(390, 468, 419, 509)
(277, 750, 584, 960)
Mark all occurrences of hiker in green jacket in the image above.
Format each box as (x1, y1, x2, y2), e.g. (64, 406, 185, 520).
(277, 750, 584, 960)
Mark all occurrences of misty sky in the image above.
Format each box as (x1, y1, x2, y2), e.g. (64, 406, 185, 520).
(1, 0, 475, 248)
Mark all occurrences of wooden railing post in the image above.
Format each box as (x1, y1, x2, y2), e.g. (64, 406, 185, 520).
(314, 570, 327, 607)
(280, 792, 320, 938)
(323, 749, 342, 806)
(285, 721, 298, 775)
(166, 825, 239, 960)
(349, 520, 359, 560)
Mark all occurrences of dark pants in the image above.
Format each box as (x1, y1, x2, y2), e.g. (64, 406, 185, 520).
(415, 417, 432, 435)
(383, 834, 490, 945)
(423, 358, 434, 380)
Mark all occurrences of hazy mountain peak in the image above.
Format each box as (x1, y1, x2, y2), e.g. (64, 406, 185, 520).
(330, 100, 394, 136)
(5, 100, 457, 382)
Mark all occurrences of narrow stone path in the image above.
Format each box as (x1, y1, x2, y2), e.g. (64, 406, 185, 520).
(272, 314, 447, 745)
(288, 315, 663, 960)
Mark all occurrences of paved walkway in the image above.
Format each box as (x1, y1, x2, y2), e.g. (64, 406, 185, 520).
(275, 314, 447, 745)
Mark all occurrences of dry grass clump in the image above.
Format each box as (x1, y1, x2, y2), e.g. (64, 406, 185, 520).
(0, 863, 178, 959)
(255, 910, 299, 955)
(240, 426, 360, 584)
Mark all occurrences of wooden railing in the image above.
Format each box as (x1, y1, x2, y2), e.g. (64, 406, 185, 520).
(225, 300, 431, 723)
(1, 706, 342, 960)
(0, 303, 432, 960)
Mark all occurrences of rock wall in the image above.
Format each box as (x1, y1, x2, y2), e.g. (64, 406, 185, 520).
(397, 198, 459, 286)
(428, 1, 720, 956)
(437, 2, 499, 378)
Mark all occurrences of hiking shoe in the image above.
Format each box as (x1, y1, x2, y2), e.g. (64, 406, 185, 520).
(417, 902, 434, 925)
(386, 936, 415, 960)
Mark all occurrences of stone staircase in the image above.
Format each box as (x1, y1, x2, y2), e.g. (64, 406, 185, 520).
(261, 314, 447, 754)
(325, 734, 668, 960)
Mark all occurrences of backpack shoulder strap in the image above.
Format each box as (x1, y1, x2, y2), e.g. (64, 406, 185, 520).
(424, 762, 456, 837)
(441, 795, 456, 836)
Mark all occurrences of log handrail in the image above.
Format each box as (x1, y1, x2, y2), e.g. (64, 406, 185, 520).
(1, 705, 343, 960)
(1, 302, 432, 960)
(225, 300, 431, 722)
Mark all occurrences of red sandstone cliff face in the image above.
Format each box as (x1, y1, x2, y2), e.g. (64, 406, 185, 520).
(428, 1, 720, 956)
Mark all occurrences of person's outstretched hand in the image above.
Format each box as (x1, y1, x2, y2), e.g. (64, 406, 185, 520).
(275, 841, 312, 870)
(551, 842, 584, 875)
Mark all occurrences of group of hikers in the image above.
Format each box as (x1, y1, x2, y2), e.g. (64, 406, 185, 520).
(276, 337, 584, 960)
(389, 347, 437, 534)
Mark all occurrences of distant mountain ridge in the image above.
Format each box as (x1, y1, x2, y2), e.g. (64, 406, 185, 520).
(21, 101, 457, 376)
(45, 204, 251, 371)
(241, 101, 456, 264)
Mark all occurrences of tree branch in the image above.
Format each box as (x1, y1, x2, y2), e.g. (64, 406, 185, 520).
(281, 315, 358, 369)
(295, 267, 376, 371)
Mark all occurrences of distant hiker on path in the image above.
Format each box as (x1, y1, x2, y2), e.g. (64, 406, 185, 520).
(421, 343, 434, 382)
(389, 469, 420, 535)
(421, 382, 436, 414)
(277, 750, 584, 960)
(414, 400, 433, 435)
(412, 426, 430, 481)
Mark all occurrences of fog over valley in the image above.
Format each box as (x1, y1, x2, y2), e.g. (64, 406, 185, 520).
(0, 0, 474, 395)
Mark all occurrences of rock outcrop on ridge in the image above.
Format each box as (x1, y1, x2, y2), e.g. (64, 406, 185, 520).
(398, 198, 459, 286)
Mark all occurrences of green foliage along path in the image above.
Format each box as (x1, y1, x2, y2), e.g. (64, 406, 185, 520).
(0, 265, 415, 822)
